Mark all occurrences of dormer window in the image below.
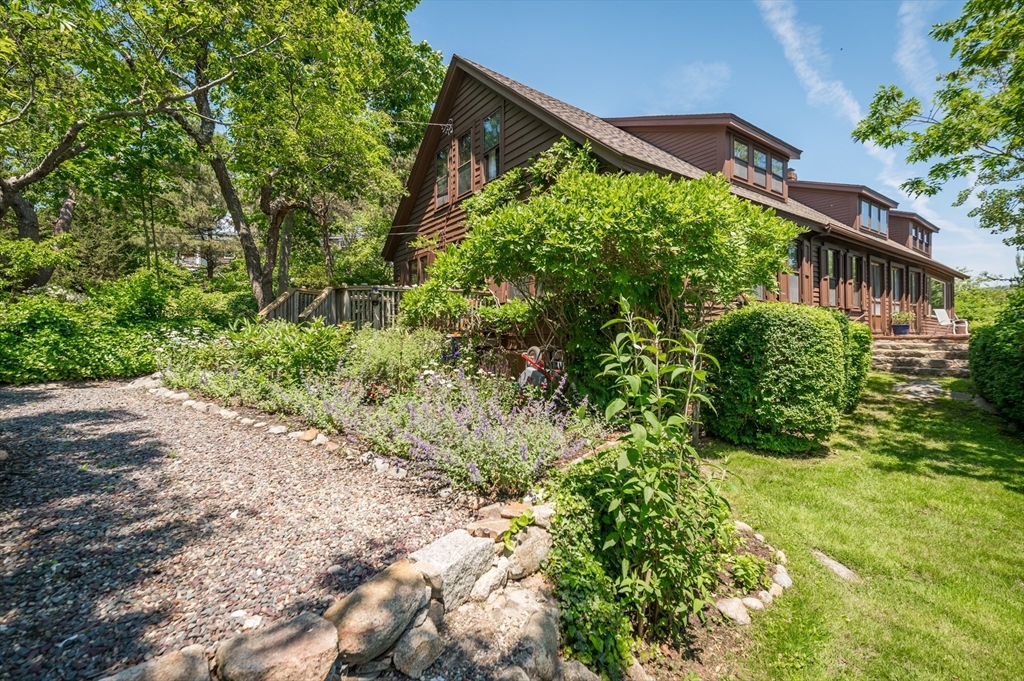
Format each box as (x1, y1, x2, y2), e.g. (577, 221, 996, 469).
(859, 199, 888, 235)
(771, 158, 784, 193)
(733, 139, 749, 181)
(753, 150, 768, 188)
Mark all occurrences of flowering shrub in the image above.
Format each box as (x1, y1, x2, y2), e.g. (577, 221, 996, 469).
(360, 371, 602, 495)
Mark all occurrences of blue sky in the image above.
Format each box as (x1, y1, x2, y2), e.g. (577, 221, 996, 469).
(408, 0, 1020, 279)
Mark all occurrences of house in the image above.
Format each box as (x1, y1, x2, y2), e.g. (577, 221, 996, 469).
(384, 56, 964, 336)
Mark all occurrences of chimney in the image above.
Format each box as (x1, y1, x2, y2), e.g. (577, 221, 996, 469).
(786, 168, 798, 181)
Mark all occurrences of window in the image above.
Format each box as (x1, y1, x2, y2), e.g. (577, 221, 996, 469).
(859, 199, 889, 235)
(733, 139, 749, 180)
(409, 259, 419, 286)
(753, 149, 767, 188)
(435, 149, 448, 207)
(771, 157, 785, 193)
(457, 131, 472, 196)
(910, 271, 920, 303)
(891, 268, 902, 313)
(827, 249, 839, 306)
(419, 255, 428, 282)
(482, 111, 500, 183)
(787, 242, 799, 302)
(870, 262, 883, 315)
(929, 278, 946, 312)
(852, 256, 862, 308)
(753, 284, 765, 300)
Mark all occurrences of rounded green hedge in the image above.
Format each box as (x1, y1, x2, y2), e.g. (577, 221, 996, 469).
(704, 303, 870, 453)
(970, 288, 1024, 425)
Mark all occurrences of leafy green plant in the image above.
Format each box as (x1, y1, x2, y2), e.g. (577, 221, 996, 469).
(891, 311, 917, 324)
(731, 554, 770, 592)
(705, 303, 847, 453)
(970, 287, 1024, 424)
(342, 326, 448, 397)
(502, 509, 535, 551)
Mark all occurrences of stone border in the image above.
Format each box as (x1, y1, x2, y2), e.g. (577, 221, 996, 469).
(713, 521, 794, 626)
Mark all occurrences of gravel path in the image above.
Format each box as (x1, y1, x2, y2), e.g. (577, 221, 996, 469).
(0, 381, 472, 681)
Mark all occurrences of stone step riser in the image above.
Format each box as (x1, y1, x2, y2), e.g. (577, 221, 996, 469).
(873, 359, 969, 370)
(873, 342, 969, 350)
(872, 350, 969, 360)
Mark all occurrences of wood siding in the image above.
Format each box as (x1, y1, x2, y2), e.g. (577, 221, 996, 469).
(788, 186, 856, 226)
(393, 73, 562, 283)
(624, 130, 722, 172)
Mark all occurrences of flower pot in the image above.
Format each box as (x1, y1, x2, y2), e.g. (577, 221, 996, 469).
(892, 323, 911, 336)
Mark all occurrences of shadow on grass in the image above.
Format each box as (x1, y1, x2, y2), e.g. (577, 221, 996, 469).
(839, 374, 1024, 495)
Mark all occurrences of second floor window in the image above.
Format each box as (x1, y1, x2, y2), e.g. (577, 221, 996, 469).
(859, 199, 888, 235)
(733, 139, 749, 181)
(458, 131, 472, 196)
(483, 111, 501, 182)
(771, 158, 784, 193)
(435, 149, 448, 207)
(753, 149, 768, 188)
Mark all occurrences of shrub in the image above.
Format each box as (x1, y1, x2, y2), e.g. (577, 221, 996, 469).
(844, 321, 873, 413)
(705, 303, 846, 453)
(970, 288, 1024, 424)
(731, 554, 770, 592)
(342, 326, 449, 396)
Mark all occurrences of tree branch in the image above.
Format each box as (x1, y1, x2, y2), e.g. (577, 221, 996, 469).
(0, 85, 34, 129)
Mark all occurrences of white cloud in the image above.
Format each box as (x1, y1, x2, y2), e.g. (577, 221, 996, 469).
(655, 60, 731, 113)
(895, 1, 939, 97)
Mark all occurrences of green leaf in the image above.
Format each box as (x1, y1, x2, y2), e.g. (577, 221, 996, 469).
(605, 398, 626, 421)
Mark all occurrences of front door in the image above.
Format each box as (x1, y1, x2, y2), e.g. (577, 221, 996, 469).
(870, 262, 884, 333)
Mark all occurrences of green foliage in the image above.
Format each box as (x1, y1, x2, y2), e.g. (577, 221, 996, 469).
(844, 322, 874, 414)
(476, 298, 536, 335)
(852, 0, 1024, 247)
(731, 553, 770, 592)
(342, 326, 448, 396)
(891, 311, 917, 324)
(970, 287, 1024, 424)
(705, 304, 848, 453)
(425, 138, 802, 392)
(0, 234, 78, 293)
(502, 509, 535, 552)
(955, 274, 1015, 328)
(397, 282, 472, 329)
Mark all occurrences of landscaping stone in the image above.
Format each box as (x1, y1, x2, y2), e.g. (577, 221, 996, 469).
(287, 431, 304, 439)
(268, 425, 287, 434)
(626, 660, 653, 681)
(973, 394, 998, 413)
(531, 504, 555, 529)
(409, 529, 494, 611)
(508, 527, 552, 580)
(501, 502, 532, 519)
(477, 502, 503, 519)
(182, 400, 196, 408)
(205, 403, 221, 415)
(893, 380, 944, 401)
(373, 458, 390, 474)
(392, 617, 443, 679)
(734, 520, 753, 533)
(466, 518, 511, 540)
(169, 392, 190, 401)
(812, 550, 861, 583)
(772, 572, 793, 589)
(775, 550, 787, 564)
(741, 596, 765, 611)
(191, 402, 208, 412)
(516, 607, 560, 681)
(757, 590, 773, 605)
(99, 644, 210, 681)
(219, 409, 238, 420)
(411, 561, 444, 601)
(298, 428, 319, 442)
(951, 391, 972, 401)
(0, 449, 7, 461)
(253, 421, 267, 428)
(311, 433, 328, 446)
(776, 564, 788, 576)
(238, 418, 255, 426)
(322, 559, 427, 664)
(426, 600, 444, 629)
(470, 557, 509, 601)
(561, 660, 601, 681)
(715, 597, 750, 625)
(769, 583, 784, 597)
(325, 442, 341, 453)
(754, 533, 765, 542)
(495, 668, 530, 681)
(216, 612, 337, 681)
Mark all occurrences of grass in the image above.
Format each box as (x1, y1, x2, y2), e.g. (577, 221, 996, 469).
(706, 372, 1024, 681)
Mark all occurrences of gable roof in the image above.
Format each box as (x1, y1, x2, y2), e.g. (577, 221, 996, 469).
(605, 113, 803, 159)
(789, 180, 900, 208)
(385, 56, 962, 279)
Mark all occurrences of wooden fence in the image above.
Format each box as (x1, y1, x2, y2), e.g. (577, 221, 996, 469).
(258, 285, 411, 329)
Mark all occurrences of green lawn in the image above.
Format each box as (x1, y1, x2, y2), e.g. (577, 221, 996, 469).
(706, 373, 1024, 681)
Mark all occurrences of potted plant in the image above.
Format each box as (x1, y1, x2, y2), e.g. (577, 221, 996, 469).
(891, 311, 916, 335)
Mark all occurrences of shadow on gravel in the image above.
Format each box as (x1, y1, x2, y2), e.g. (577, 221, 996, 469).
(0, 394, 216, 681)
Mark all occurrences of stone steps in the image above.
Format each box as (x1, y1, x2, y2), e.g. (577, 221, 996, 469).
(872, 349, 969, 360)
(871, 338, 971, 379)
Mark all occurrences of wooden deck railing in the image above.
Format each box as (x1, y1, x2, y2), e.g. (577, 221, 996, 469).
(259, 285, 413, 329)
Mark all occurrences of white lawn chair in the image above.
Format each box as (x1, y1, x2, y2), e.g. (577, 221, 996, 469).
(934, 309, 969, 335)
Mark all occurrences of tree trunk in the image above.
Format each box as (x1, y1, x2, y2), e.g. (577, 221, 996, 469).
(52, 189, 75, 236)
(277, 211, 292, 295)
(321, 225, 334, 281)
(11, 192, 40, 242)
(208, 153, 275, 309)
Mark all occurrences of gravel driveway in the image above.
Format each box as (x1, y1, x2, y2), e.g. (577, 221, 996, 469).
(0, 381, 472, 680)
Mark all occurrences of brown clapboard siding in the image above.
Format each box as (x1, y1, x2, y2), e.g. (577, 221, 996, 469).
(626, 130, 721, 172)
(789, 186, 856, 226)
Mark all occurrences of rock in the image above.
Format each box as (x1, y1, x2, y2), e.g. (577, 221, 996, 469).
(216, 612, 338, 681)
(466, 518, 511, 541)
(477, 502, 504, 519)
(205, 403, 221, 415)
(98, 644, 210, 681)
(311, 433, 329, 446)
(495, 667, 530, 681)
(242, 615, 262, 629)
(325, 442, 341, 452)
(470, 558, 509, 601)
(392, 618, 443, 679)
(391, 467, 408, 479)
(560, 660, 601, 681)
(626, 660, 653, 681)
(169, 392, 190, 401)
(715, 597, 750, 625)
(776, 564, 788, 576)
(239, 418, 255, 426)
(951, 391, 972, 401)
(508, 527, 552, 580)
(531, 504, 555, 529)
(0, 449, 7, 461)
(757, 590, 773, 605)
(501, 502, 532, 519)
(775, 550, 787, 564)
(812, 550, 861, 583)
(327, 565, 343, 575)
(182, 400, 196, 408)
(287, 431, 305, 439)
(219, 410, 238, 420)
(253, 422, 267, 428)
(772, 572, 793, 589)
(409, 529, 494, 611)
(373, 458, 390, 474)
(298, 428, 319, 442)
(741, 596, 765, 611)
(973, 394, 998, 413)
(191, 402, 208, 412)
(769, 583, 784, 598)
(411, 561, 444, 601)
(734, 520, 753, 534)
(322, 560, 427, 665)
(426, 600, 444, 630)
(354, 657, 392, 674)
(754, 533, 765, 542)
(516, 607, 560, 681)
(268, 425, 287, 434)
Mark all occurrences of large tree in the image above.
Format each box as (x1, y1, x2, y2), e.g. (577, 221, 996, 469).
(853, 0, 1024, 247)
